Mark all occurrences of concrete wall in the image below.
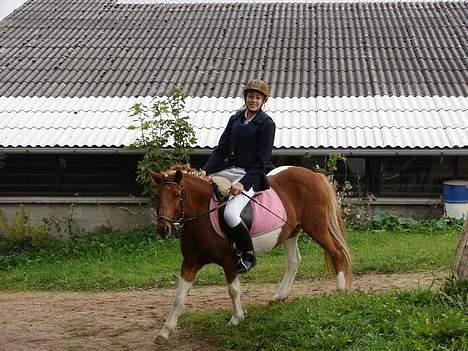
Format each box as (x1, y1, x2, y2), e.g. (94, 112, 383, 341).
(0, 197, 153, 236)
(0, 197, 446, 237)
(361, 198, 444, 220)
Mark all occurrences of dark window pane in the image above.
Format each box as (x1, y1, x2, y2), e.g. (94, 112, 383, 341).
(0, 154, 143, 196)
(378, 156, 457, 197)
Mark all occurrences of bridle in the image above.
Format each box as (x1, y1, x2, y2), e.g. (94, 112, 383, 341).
(155, 180, 228, 229)
(155, 181, 186, 228)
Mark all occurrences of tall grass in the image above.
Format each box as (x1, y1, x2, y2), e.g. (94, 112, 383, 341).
(183, 288, 467, 350)
(0, 218, 462, 291)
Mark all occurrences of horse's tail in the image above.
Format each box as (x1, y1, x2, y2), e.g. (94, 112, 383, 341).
(322, 175, 353, 289)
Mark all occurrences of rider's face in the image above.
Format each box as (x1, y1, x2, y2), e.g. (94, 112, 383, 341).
(245, 91, 266, 113)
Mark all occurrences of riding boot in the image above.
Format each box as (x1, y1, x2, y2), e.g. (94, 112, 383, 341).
(228, 222, 256, 274)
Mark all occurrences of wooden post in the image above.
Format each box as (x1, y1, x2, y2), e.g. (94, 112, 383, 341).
(453, 220, 468, 281)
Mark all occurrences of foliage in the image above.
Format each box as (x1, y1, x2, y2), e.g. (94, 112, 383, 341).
(0, 205, 49, 251)
(436, 275, 468, 310)
(305, 152, 373, 227)
(367, 213, 464, 233)
(0, 225, 460, 290)
(325, 152, 347, 174)
(128, 85, 197, 194)
(184, 289, 467, 351)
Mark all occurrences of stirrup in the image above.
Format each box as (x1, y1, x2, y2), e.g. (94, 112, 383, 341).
(234, 252, 256, 274)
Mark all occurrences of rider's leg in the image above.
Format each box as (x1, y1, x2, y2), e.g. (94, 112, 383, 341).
(224, 188, 256, 274)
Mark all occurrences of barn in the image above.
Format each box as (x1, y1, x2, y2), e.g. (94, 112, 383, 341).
(0, 0, 467, 232)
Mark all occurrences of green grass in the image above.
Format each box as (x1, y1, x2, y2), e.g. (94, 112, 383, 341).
(0, 224, 461, 291)
(183, 288, 468, 351)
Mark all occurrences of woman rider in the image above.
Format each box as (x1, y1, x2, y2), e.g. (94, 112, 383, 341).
(202, 79, 276, 274)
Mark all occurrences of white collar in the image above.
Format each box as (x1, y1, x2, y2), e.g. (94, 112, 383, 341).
(244, 110, 257, 124)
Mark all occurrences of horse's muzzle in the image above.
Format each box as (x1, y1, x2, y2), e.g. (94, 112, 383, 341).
(156, 220, 172, 239)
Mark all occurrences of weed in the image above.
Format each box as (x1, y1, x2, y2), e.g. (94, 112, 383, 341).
(367, 213, 463, 233)
(436, 275, 468, 310)
(0, 206, 50, 251)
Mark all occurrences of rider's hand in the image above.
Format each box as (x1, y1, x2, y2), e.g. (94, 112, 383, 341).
(230, 182, 244, 195)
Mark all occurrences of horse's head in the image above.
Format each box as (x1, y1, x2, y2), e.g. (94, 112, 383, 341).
(149, 169, 185, 239)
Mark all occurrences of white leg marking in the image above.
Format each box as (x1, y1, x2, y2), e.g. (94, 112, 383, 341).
(271, 235, 301, 302)
(337, 271, 346, 291)
(156, 277, 193, 342)
(227, 276, 244, 326)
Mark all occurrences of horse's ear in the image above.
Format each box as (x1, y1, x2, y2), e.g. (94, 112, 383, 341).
(149, 170, 163, 185)
(174, 170, 183, 183)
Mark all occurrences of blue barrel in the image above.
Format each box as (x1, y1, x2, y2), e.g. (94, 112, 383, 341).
(443, 180, 468, 203)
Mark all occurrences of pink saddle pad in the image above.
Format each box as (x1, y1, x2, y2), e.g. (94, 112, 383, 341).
(209, 188, 287, 238)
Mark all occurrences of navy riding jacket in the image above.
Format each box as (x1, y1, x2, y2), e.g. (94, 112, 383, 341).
(203, 110, 276, 191)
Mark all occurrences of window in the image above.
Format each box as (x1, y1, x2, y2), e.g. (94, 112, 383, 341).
(0, 154, 142, 196)
(373, 156, 466, 197)
(0, 153, 465, 197)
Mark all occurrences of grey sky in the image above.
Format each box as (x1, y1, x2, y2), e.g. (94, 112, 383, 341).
(0, 0, 29, 20)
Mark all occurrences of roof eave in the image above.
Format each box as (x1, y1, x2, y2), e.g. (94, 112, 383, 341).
(0, 147, 467, 156)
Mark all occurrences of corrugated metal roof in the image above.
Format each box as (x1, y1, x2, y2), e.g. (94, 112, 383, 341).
(0, 0, 466, 97)
(0, 96, 466, 149)
(118, 0, 465, 3)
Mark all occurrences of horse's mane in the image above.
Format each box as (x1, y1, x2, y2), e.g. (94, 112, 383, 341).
(162, 163, 211, 183)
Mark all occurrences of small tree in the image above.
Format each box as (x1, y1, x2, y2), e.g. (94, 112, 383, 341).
(128, 86, 197, 195)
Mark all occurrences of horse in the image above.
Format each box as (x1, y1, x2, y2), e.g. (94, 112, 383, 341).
(149, 165, 352, 343)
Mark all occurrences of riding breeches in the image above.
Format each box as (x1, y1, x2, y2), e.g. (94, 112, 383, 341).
(211, 167, 255, 228)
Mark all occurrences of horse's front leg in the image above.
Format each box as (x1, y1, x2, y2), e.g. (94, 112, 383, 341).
(155, 261, 200, 343)
(224, 268, 244, 326)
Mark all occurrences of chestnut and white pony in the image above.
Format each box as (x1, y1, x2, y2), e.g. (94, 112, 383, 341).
(150, 166, 352, 343)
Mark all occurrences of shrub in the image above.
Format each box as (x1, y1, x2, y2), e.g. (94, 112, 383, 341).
(0, 205, 50, 251)
(368, 213, 463, 232)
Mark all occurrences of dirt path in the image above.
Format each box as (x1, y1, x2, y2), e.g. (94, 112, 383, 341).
(0, 271, 447, 351)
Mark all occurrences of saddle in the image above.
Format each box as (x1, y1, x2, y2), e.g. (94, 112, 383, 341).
(209, 176, 287, 238)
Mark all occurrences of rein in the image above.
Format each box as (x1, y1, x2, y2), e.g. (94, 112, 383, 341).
(240, 192, 297, 229)
(156, 180, 297, 230)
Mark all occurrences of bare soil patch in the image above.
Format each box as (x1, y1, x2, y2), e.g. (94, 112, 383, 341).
(0, 271, 447, 351)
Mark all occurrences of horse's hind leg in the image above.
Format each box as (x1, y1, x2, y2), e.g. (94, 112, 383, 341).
(270, 233, 301, 303)
(305, 230, 350, 291)
(155, 261, 200, 343)
(224, 269, 244, 326)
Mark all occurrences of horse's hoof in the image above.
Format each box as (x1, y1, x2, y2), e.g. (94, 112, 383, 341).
(228, 315, 244, 326)
(268, 296, 287, 305)
(154, 334, 169, 344)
